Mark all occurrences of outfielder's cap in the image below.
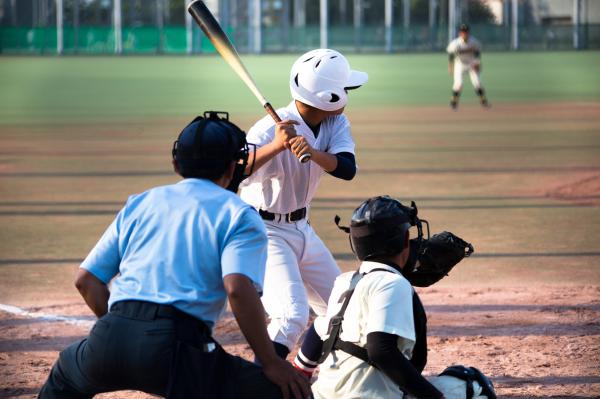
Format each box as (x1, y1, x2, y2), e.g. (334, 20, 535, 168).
(459, 23, 470, 32)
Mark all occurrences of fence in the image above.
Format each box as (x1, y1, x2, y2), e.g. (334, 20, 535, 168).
(1, 0, 598, 54)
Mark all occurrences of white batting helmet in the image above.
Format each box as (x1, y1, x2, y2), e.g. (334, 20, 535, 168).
(290, 49, 368, 112)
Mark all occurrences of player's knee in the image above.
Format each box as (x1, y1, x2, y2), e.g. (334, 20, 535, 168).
(289, 306, 310, 331)
(286, 306, 311, 344)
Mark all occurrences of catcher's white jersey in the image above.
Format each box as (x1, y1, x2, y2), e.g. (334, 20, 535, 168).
(312, 261, 416, 399)
(446, 36, 481, 66)
(239, 100, 355, 214)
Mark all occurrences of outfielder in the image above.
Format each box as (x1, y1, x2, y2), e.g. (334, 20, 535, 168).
(38, 113, 309, 399)
(447, 24, 490, 109)
(239, 48, 368, 359)
(291, 195, 496, 399)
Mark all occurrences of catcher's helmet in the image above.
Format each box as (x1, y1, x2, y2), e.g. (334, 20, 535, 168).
(289, 49, 368, 112)
(336, 195, 426, 261)
(172, 111, 254, 192)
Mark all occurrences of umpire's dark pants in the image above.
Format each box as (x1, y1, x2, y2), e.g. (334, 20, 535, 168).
(38, 300, 282, 398)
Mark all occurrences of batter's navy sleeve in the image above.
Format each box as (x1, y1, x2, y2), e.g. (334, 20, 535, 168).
(328, 152, 356, 180)
(367, 332, 444, 399)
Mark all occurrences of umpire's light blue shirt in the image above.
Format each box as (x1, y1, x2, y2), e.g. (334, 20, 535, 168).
(80, 178, 268, 329)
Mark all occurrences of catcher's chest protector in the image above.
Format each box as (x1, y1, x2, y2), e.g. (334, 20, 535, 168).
(318, 269, 428, 369)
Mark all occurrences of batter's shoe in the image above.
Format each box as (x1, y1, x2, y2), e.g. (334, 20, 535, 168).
(450, 99, 458, 110)
(480, 97, 490, 108)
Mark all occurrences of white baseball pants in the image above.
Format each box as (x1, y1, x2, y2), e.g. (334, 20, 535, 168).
(261, 218, 341, 351)
(453, 61, 482, 92)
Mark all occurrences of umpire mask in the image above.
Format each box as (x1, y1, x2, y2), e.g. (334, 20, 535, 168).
(172, 111, 256, 192)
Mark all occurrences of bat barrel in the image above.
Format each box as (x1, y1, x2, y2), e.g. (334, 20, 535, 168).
(187, 0, 311, 163)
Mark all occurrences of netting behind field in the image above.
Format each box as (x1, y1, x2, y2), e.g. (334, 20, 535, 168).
(1, 0, 599, 54)
(2, 23, 599, 54)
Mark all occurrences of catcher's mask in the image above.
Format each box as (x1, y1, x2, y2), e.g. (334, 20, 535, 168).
(335, 195, 429, 262)
(172, 111, 256, 192)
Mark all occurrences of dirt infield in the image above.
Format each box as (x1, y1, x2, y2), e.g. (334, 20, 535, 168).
(1, 102, 599, 398)
(2, 285, 599, 399)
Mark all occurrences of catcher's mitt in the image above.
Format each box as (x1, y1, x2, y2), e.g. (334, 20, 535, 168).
(403, 231, 474, 287)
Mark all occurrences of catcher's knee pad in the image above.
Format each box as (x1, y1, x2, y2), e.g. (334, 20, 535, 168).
(438, 365, 497, 399)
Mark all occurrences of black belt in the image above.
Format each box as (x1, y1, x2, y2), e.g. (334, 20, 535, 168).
(259, 207, 307, 222)
(110, 300, 211, 339)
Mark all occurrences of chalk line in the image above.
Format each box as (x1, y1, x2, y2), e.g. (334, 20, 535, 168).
(0, 303, 95, 329)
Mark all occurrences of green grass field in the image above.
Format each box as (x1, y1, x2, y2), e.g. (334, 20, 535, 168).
(1, 52, 599, 123)
(1, 51, 599, 291)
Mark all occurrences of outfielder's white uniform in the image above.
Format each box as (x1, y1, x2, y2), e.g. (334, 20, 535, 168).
(447, 36, 482, 92)
(239, 100, 355, 351)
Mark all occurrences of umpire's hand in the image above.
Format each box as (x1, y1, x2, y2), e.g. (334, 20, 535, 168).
(263, 358, 311, 399)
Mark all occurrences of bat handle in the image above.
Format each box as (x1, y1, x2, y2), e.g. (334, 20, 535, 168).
(264, 102, 312, 163)
(264, 102, 281, 123)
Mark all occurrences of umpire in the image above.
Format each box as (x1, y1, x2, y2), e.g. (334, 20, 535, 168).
(38, 112, 310, 399)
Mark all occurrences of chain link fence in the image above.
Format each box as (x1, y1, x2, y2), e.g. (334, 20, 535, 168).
(1, 0, 598, 54)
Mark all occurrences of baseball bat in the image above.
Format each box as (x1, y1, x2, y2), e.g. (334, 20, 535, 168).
(187, 0, 311, 163)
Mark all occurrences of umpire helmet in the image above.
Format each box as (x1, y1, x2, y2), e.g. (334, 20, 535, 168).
(172, 111, 255, 192)
(335, 195, 426, 261)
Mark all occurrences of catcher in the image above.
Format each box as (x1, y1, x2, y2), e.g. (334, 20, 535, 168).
(291, 195, 496, 399)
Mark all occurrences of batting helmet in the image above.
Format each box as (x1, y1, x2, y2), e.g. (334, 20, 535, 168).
(335, 196, 427, 261)
(289, 49, 368, 112)
(172, 111, 254, 192)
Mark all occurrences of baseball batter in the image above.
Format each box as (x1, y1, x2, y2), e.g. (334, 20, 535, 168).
(239, 48, 368, 359)
(447, 24, 489, 109)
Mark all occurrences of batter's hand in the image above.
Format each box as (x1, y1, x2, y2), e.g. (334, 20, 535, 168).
(274, 120, 299, 151)
(288, 136, 313, 161)
(263, 359, 311, 399)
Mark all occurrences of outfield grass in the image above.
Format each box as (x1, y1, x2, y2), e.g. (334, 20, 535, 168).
(1, 51, 599, 124)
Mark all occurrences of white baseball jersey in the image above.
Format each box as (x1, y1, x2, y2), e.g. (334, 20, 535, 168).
(447, 36, 481, 66)
(312, 261, 416, 399)
(239, 100, 355, 214)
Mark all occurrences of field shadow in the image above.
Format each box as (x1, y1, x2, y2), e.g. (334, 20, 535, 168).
(495, 375, 600, 386)
(333, 251, 600, 261)
(429, 321, 600, 337)
(0, 335, 85, 352)
(0, 387, 41, 397)
(425, 304, 600, 313)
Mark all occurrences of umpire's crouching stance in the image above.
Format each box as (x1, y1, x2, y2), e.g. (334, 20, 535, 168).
(39, 112, 310, 399)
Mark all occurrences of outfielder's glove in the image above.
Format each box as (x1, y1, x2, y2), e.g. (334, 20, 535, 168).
(403, 231, 474, 287)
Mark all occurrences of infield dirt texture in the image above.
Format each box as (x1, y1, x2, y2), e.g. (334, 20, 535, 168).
(0, 52, 599, 398)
